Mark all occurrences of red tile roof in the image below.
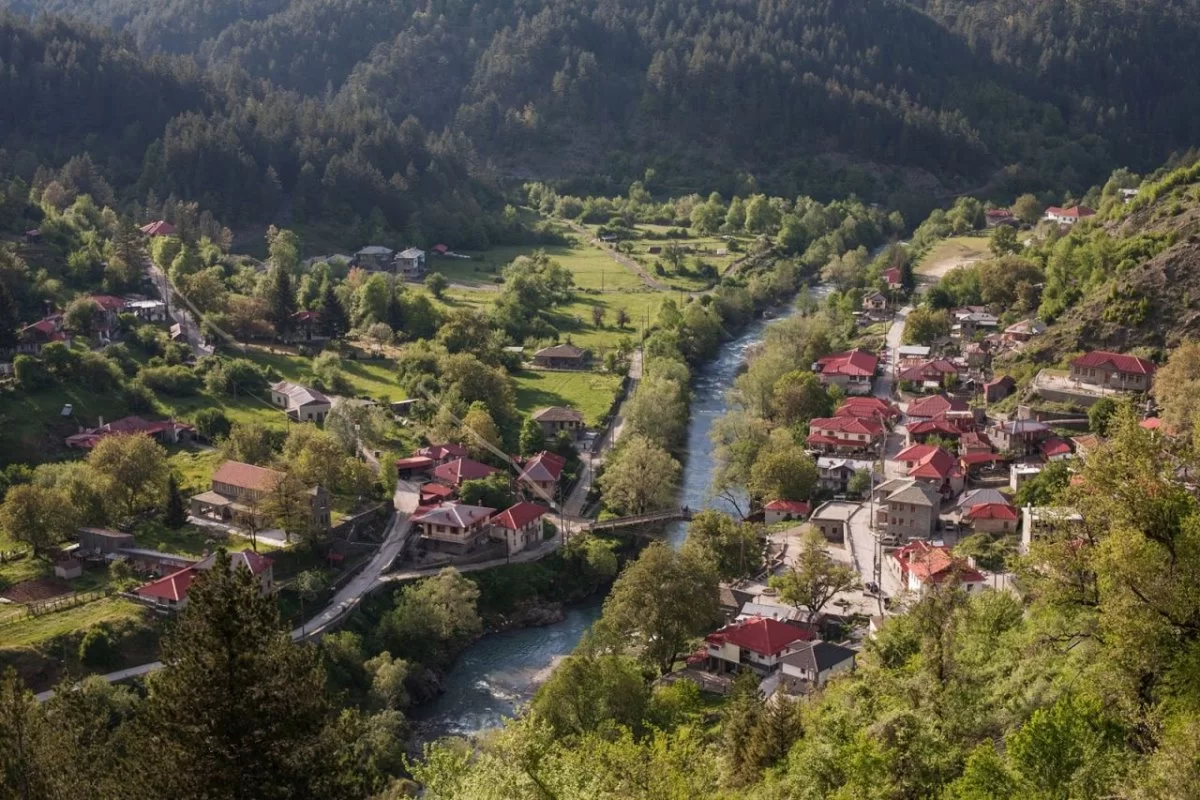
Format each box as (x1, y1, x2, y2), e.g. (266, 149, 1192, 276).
(135, 567, 197, 602)
(836, 396, 899, 420)
(764, 499, 811, 516)
(985, 208, 1013, 218)
(395, 456, 435, 470)
(706, 617, 814, 657)
(492, 502, 547, 530)
(908, 447, 961, 480)
(964, 502, 1018, 521)
(960, 451, 1007, 466)
(884, 267, 902, 284)
(896, 443, 939, 463)
(1046, 206, 1095, 219)
(1070, 350, 1155, 376)
(1041, 437, 1073, 458)
(905, 394, 969, 419)
(89, 294, 126, 313)
(816, 349, 878, 377)
(432, 458, 501, 486)
(894, 541, 985, 585)
(418, 443, 470, 461)
(907, 418, 963, 437)
(898, 359, 961, 383)
(809, 416, 885, 436)
(211, 461, 284, 491)
(139, 220, 176, 236)
(519, 451, 566, 484)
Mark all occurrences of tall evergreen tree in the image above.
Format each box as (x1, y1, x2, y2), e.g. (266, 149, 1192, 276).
(0, 279, 18, 351)
(163, 473, 187, 529)
(130, 551, 360, 800)
(263, 265, 296, 338)
(318, 278, 348, 339)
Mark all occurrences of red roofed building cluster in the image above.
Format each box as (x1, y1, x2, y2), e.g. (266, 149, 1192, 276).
(895, 444, 964, 495)
(893, 541, 986, 594)
(490, 502, 548, 555)
(65, 415, 195, 450)
(431, 457, 501, 488)
(814, 350, 878, 395)
(962, 501, 1019, 533)
(1069, 350, 1156, 392)
(836, 396, 899, 423)
(135, 549, 273, 611)
(705, 616, 816, 675)
(905, 393, 969, 421)
(806, 415, 885, 455)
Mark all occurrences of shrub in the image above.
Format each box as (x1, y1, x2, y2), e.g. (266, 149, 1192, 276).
(79, 627, 115, 667)
(138, 365, 201, 396)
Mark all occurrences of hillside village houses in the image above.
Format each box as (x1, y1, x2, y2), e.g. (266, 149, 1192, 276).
(269, 380, 332, 423)
(190, 460, 332, 533)
(1069, 350, 1156, 392)
(1043, 205, 1096, 225)
(65, 415, 195, 450)
(893, 540, 987, 594)
(813, 349, 877, 395)
(805, 415, 886, 455)
(532, 343, 591, 369)
(531, 406, 586, 438)
(763, 499, 811, 524)
(872, 478, 941, 541)
(135, 549, 274, 611)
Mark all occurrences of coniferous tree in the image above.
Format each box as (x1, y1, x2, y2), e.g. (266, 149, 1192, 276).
(319, 278, 349, 340)
(130, 551, 361, 800)
(0, 280, 18, 351)
(263, 265, 296, 338)
(164, 473, 187, 529)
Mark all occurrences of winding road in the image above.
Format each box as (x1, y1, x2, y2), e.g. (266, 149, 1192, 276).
(35, 485, 420, 702)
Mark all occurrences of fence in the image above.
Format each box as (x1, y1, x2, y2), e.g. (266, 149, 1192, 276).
(0, 588, 113, 627)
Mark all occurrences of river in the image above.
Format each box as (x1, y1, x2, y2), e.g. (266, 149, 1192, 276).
(413, 301, 805, 739)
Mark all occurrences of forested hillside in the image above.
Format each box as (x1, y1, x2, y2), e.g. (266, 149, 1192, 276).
(5, 0, 1200, 204)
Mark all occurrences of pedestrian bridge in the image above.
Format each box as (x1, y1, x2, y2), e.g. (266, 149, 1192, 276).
(583, 507, 693, 532)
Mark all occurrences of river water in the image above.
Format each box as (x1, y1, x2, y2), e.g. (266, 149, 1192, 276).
(413, 302, 805, 739)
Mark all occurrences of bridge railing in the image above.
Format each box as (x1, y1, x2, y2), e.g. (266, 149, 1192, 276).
(584, 507, 693, 531)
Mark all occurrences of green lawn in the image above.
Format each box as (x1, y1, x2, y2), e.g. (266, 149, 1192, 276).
(548, 291, 665, 352)
(238, 349, 403, 403)
(0, 552, 48, 591)
(0, 597, 150, 648)
(512, 370, 624, 425)
(449, 238, 646, 292)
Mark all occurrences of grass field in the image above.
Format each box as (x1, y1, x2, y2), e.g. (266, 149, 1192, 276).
(512, 370, 624, 426)
(0, 597, 149, 648)
(916, 235, 991, 279)
(444, 238, 645, 292)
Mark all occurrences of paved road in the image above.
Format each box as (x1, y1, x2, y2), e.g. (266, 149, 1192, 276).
(37, 485, 420, 702)
(145, 257, 213, 356)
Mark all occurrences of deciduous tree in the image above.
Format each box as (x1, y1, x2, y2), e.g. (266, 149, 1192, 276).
(770, 529, 858, 622)
(598, 435, 680, 516)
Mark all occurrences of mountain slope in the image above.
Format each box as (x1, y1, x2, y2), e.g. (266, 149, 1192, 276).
(5, 0, 1200, 200)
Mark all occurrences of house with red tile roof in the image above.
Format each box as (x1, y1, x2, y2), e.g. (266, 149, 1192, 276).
(805, 415, 885, 455)
(135, 549, 273, 611)
(533, 343, 590, 370)
(905, 393, 969, 421)
(906, 416, 965, 445)
(1138, 417, 1177, 437)
(896, 444, 964, 495)
(814, 350, 878, 396)
(883, 267, 902, 289)
(893, 541, 986, 594)
(1069, 350, 1155, 392)
(431, 457, 501, 488)
(1043, 206, 1095, 226)
(140, 220, 176, 237)
(763, 499, 811, 524)
(64, 415, 194, 450)
(983, 375, 1016, 404)
(962, 501, 1019, 534)
(959, 430, 993, 454)
(418, 481, 454, 505)
(704, 616, 816, 675)
(1040, 437, 1073, 461)
(490, 502, 547, 555)
(985, 208, 1014, 227)
(835, 396, 900, 423)
(394, 456, 435, 480)
(898, 359, 962, 389)
(16, 317, 71, 355)
(411, 502, 496, 554)
(417, 443, 470, 464)
(518, 451, 566, 501)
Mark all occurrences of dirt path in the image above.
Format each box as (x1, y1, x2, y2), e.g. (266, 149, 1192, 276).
(558, 218, 667, 290)
(914, 236, 990, 283)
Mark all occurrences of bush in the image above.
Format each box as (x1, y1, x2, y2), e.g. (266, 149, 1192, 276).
(79, 627, 115, 667)
(12, 354, 50, 390)
(138, 365, 201, 396)
(193, 408, 232, 442)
